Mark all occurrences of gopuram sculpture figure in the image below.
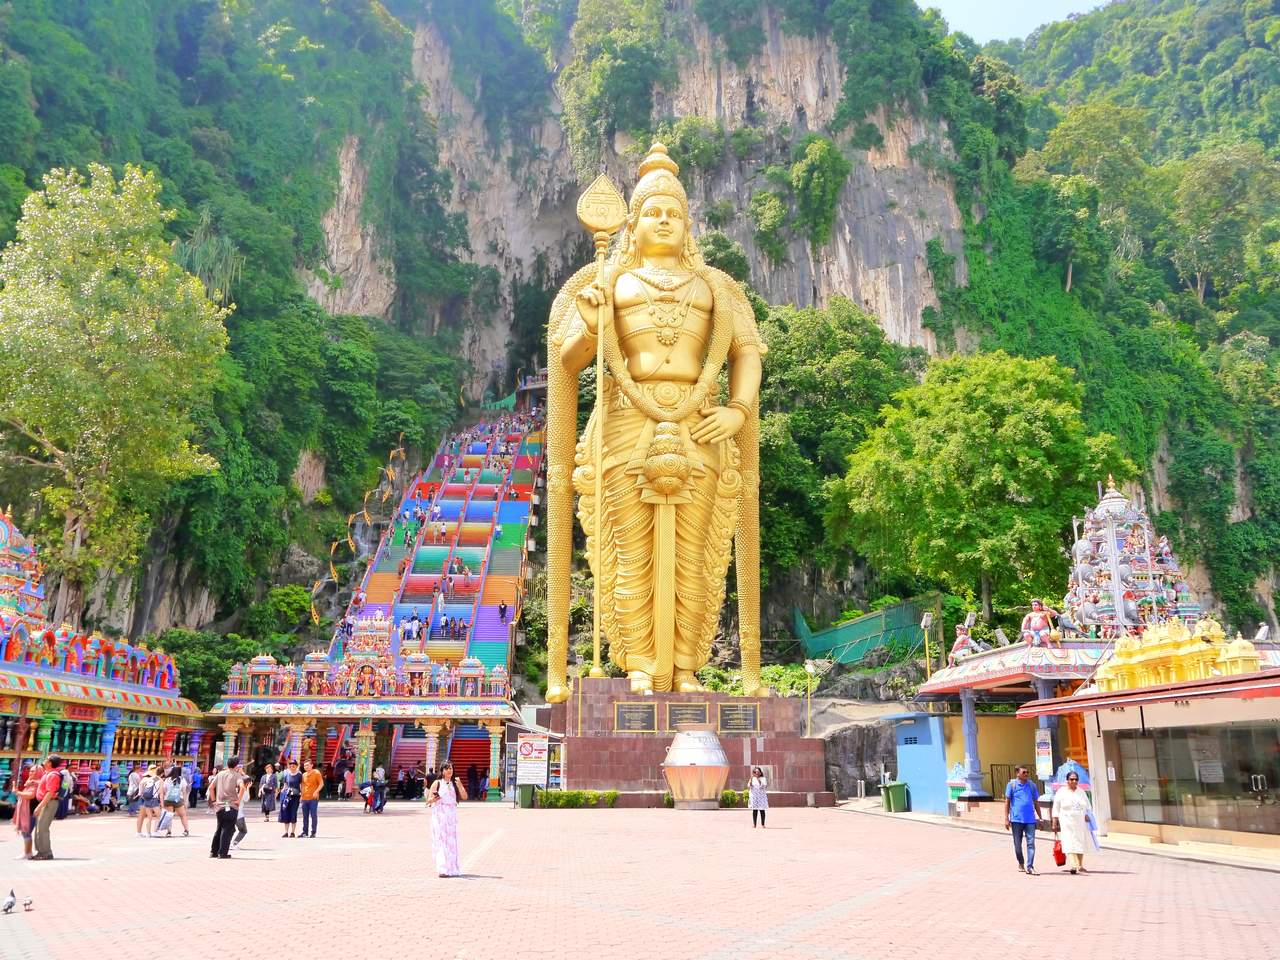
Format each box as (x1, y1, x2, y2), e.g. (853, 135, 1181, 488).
(543, 143, 765, 702)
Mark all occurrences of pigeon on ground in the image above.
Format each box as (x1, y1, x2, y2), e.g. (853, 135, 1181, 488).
(2, 889, 14, 914)
(22, 898, 32, 912)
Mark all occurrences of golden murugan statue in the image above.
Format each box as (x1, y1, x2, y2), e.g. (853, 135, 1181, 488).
(544, 142, 766, 702)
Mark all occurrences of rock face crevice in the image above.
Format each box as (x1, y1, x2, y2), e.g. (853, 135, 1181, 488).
(411, 22, 585, 393)
(302, 136, 397, 321)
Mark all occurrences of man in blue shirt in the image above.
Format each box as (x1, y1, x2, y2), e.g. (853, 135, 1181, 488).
(1004, 765, 1040, 874)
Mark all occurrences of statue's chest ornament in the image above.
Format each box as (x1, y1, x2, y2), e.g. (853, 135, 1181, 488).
(634, 272, 697, 347)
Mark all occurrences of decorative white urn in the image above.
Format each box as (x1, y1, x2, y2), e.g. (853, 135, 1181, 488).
(662, 723, 730, 809)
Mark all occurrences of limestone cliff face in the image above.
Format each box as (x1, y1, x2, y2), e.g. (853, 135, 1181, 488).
(1148, 434, 1278, 631)
(402, 3, 965, 391)
(411, 23, 585, 392)
(302, 136, 397, 321)
(649, 7, 966, 350)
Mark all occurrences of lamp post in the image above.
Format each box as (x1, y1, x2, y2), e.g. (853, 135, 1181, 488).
(804, 660, 816, 737)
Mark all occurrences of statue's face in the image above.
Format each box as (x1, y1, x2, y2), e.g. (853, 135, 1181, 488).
(633, 193, 686, 258)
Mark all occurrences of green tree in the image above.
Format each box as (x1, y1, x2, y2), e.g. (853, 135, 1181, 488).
(756, 297, 915, 583)
(0, 164, 229, 625)
(697, 229, 750, 282)
(1171, 141, 1280, 304)
(788, 135, 852, 247)
(828, 351, 1130, 618)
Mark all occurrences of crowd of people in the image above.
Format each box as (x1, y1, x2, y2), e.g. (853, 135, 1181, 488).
(3, 746, 494, 863)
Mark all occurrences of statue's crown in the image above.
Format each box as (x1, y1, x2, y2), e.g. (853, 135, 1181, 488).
(638, 142, 680, 179)
(631, 141, 686, 213)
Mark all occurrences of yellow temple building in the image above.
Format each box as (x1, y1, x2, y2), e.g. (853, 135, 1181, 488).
(1093, 616, 1262, 692)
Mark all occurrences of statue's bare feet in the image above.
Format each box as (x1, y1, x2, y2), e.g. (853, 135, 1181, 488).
(741, 682, 773, 698)
(545, 682, 570, 703)
(674, 670, 707, 693)
(628, 671, 653, 694)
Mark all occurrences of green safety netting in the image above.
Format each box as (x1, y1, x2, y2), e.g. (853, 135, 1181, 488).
(796, 594, 939, 665)
(482, 392, 517, 410)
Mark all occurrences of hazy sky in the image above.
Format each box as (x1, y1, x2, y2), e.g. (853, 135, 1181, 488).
(928, 1, 1100, 43)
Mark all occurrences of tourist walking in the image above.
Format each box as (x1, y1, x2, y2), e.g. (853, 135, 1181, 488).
(1004, 765, 1040, 874)
(301, 758, 323, 837)
(748, 767, 769, 828)
(209, 758, 246, 859)
(259, 763, 277, 821)
(344, 766, 356, 800)
(1051, 771, 1094, 875)
(161, 766, 190, 837)
(373, 765, 387, 813)
(12, 763, 38, 861)
(136, 765, 162, 838)
(427, 761, 467, 877)
(279, 760, 302, 837)
(31, 755, 63, 861)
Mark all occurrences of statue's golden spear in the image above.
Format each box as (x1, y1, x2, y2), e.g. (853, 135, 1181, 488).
(575, 175, 627, 678)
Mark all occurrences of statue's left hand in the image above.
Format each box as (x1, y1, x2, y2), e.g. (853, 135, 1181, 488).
(691, 406, 746, 445)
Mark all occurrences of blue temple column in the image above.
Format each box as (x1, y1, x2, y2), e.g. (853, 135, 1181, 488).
(959, 687, 991, 798)
(189, 728, 205, 770)
(1033, 678, 1061, 775)
(99, 709, 121, 781)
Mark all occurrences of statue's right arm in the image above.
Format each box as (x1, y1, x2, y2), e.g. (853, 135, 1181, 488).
(559, 278, 611, 375)
(559, 312, 598, 374)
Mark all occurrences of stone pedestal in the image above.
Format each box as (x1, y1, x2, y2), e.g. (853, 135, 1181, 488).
(541, 678, 832, 806)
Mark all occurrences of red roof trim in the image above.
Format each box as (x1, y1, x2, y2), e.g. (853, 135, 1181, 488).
(1016, 669, 1280, 718)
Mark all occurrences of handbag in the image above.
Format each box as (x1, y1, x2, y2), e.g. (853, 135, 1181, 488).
(1052, 836, 1066, 867)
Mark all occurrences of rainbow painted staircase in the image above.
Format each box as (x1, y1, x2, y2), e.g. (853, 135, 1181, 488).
(340, 416, 542, 789)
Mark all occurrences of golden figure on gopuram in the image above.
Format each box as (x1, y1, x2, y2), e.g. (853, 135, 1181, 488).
(544, 142, 766, 702)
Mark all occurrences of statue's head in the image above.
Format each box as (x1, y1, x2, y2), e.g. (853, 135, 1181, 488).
(620, 142, 701, 268)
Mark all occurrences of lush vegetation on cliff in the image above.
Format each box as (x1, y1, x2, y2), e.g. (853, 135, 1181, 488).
(0, 1, 469, 618)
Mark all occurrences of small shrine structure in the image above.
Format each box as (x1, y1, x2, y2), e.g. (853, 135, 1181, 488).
(0, 510, 205, 804)
(1019, 611, 1280, 846)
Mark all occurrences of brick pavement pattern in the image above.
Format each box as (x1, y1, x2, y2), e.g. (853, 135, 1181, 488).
(2, 802, 1277, 960)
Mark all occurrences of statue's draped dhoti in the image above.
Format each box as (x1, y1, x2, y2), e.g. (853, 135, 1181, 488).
(575, 378, 741, 689)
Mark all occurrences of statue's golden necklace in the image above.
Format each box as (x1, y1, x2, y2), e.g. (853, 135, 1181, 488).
(630, 265, 696, 292)
(635, 272, 698, 347)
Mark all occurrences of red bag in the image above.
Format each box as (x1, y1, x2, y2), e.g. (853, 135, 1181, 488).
(1052, 837, 1066, 867)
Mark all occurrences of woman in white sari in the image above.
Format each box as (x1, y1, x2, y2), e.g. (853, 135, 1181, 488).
(1051, 771, 1094, 874)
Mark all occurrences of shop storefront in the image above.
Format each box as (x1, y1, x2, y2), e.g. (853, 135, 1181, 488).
(1021, 668, 1280, 848)
(1105, 721, 1280, 835)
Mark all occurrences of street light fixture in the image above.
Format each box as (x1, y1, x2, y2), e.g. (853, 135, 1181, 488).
(804, 660, 816, 737)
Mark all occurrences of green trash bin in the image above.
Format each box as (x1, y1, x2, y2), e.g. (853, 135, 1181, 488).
(879, 783, 890, 808)
(883, 781, 908, 812)
(518, 784, 535, 808)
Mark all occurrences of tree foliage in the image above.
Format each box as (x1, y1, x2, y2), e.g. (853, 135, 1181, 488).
(828, 352, 1131, 616)
(0, 164, 228, 622)
(0, 1, 468, 617)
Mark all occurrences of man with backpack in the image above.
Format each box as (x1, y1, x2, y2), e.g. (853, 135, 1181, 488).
(30, 754, 64, 860)
(55, 763, 76, 819)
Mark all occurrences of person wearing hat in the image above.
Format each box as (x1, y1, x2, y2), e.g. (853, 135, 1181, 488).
(31, 754, 64, 860)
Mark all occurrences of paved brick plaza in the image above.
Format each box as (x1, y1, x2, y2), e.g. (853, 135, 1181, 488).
(3, 802, 1277, 960)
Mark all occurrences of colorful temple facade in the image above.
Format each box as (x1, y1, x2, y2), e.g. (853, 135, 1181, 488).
(0, 511, 206, 803)
(912, 479, 1280, 805)
(207, 412, 541, 796)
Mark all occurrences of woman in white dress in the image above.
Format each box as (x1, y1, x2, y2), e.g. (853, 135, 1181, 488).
(427, 761, 467, 877)
(1051, 771, 1093, 874)
(748, 766, 769, 829)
